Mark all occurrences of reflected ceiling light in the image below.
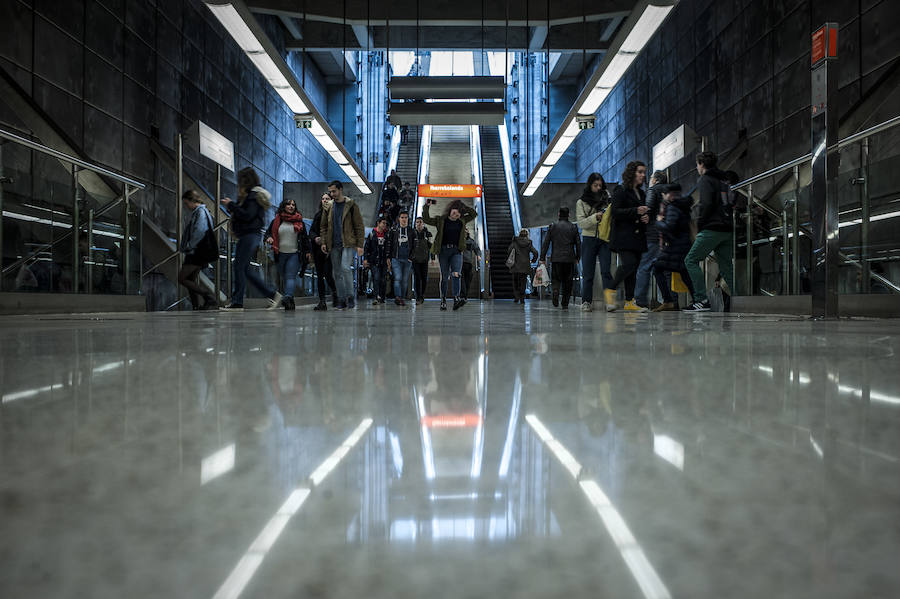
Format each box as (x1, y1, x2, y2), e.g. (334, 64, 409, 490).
(204, 1, 371, 194)
(652, 434, 684, 471)
(309, 418, 373, 486)
(2, 383, 66, 403)
(201, 444, 236, 485)
(521, 1, 676, 197)
(579, 480, 673, 599)
(525, 414, 583, 479)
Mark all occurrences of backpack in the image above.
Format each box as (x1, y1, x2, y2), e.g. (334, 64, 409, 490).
(505, 245, 517, 269)
(719, 181, 738, 220)
(193, 210, 220, 264)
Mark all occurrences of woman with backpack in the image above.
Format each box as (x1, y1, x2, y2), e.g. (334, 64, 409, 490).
(507, 229, 538, 305)
(575, 173, 613, 312)
(178, 189, 218, 310)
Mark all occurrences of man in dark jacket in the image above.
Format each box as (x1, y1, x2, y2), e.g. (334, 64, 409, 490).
(684, 151, 734, 312)
(388, 211, 416, 306)
(539, 206, 582, 309)
(411, 217, 432, 304)
(652, 183, 694, 311)
(363, 218, 391, 304)
(309, 194, 337, 311)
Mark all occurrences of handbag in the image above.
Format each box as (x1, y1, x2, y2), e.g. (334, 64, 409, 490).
(597, 207, 612, 242)
(671, 271, 689, 293)
(505, 246, 517, 269)
(533, 263, 550, 287)
(193, 211, 220, 264)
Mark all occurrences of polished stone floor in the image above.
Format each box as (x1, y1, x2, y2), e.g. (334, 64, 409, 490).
(2, 301, 900, 599)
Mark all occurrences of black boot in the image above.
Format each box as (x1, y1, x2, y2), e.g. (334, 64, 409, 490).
(440, 299, 448, 311)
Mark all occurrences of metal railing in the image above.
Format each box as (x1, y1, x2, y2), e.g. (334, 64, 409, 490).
(731, 114, 900, 296)
(0, 127, 146, 295)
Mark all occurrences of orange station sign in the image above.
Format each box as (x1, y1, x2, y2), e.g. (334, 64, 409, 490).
(418, 184, 483, 198)
(811, 24, 838, 65)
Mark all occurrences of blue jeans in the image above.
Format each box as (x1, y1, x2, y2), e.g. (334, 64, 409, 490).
(330, 246, 357, 301)
(277, 252, 300, 298)
(580, 236, 613, 304)
(233, 234, 274, 305)
(391, 258, 412, 299)
(438, 246, 463, 299)
(371, 263, 387, 299)
(635, 242, 674, 305)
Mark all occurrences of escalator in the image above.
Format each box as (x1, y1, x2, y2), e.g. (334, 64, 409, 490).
(478, 127, 515, 299)
(372, 126, 421, 225)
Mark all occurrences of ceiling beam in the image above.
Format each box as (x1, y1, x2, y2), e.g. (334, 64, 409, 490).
(352, 24, 374, 50)
(528, 26, 548, 52)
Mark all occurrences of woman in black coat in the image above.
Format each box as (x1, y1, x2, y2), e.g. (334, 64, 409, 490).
(653, 183, 695, 309)
(604, 160, 650, 312)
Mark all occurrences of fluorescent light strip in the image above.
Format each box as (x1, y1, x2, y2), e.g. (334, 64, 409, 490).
(522, 2, 674, 197)
(652, 434, 684, 471)
(2, 383, 66, 403)
(524, 414, 583, 479)
(201, 444, 236, 485)
(206, 2, 370, 195)
(579, 479, 673, 599)
(308, 418, 373, 486)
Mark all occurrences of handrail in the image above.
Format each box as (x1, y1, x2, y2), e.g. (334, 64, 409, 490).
(470, 125, 488, 296)
(732, 114, 900, 190)
(497, 122, 523, 233)
(0, 127, 146, 189)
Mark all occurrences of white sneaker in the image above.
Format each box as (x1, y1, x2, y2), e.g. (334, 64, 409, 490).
(581, 302, 592, 312)
(267, 292, 283, 310)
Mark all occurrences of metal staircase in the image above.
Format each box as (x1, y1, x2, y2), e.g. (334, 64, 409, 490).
(479, 127, 514, 299)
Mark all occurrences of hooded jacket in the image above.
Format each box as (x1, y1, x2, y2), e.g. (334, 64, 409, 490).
(540, 219, 581, 263)
(654, 195, 694, 272)
(364, 228, 390, 267)
(608, 186, 647, 253)
(322, 197, 365, 251)
(696, 168, 733, 232)
(387, 223, 417, 260)
(507, 235, 538, 274)
(411, 227, 433, 263)
(230, 186, 271, 237)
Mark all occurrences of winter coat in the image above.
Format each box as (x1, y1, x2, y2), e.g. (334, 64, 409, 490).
(507, 236, 538, 274)
(654, 196, 694, 271)
(697, 168, 733, 232)
(539, 219, 581, 263)
(363, 230, 390, 267)
(608, 186, 647, 253)
(229, 186, 271, 237)
(308, 207, 328, 258)
(645, 184, 665, 245)
(422, 204, 477, 252)
(575, 190, 610, 238)
(322, 198, 365, 251)
(387, 224, 417, 260)
(411, 228, 433, 263)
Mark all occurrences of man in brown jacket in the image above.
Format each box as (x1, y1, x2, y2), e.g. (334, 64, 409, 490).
(320, 180, 365, 309)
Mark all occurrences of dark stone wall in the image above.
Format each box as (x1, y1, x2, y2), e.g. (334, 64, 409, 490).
(0, 0, 331, 234)
(575, 0, 900, 196)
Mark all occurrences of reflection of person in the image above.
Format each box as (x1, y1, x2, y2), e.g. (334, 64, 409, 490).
(422, 199, 477, 311)
(178, 189, 218, 310)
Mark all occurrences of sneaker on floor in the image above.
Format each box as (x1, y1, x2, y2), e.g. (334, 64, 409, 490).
(683, 300, 711, 312)
(347, 297, 356, 309)
(313, 302, 327, 311)
(221, 303, 244, 311)
(581, 302, 592, 312)
(452, 298, 463, 310)
(284, 297, 296, 311)
(604, 289, 617, 312)
(652, 302, 676, 312)
(416, 298, 424, 305)
(440, 300, 448, 311)
(624, 299, 649, 313)
(267, 292, 283, 310)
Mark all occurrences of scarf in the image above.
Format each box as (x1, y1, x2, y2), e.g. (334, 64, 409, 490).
(579, 189, 609, 212)
(271, 211, 304, 254)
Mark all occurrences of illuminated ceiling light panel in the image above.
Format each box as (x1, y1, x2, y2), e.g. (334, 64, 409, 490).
(620, 5, 674, 53)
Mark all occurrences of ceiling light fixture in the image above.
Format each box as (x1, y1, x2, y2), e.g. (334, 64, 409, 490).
(521, 1, 677, 197)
